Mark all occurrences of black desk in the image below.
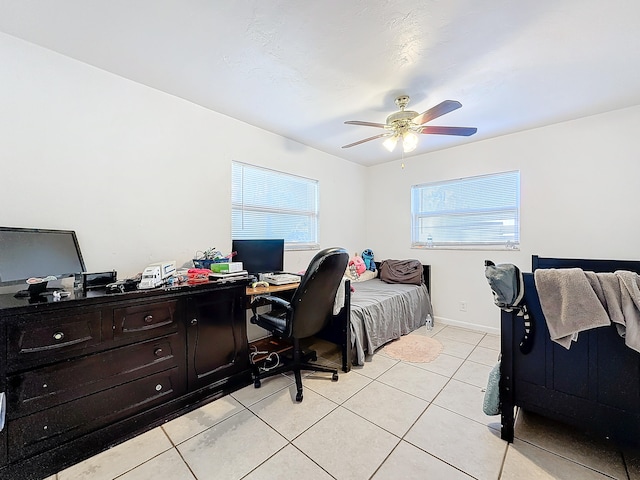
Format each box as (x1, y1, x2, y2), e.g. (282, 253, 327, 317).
(0, 279, 252, 480)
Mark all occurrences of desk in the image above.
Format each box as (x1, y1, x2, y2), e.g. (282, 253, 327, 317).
(245, 282, 299, 298)
(245, 282, 299, 311)
(0, 281, 251, 480)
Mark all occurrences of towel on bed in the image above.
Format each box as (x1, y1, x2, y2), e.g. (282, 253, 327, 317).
(612, 271, 640, 353)
(534, 268, 610, 348)
(534, 268, 640, 353)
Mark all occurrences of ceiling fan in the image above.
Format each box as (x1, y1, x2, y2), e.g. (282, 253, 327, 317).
(342, 95, 477, 153)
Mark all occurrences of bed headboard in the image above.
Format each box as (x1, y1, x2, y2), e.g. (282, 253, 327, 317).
(532, 255, 640, 274)
(374, 261, 431, 294)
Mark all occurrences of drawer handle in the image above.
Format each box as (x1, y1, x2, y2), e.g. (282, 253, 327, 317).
(155, 384, 163, 391)
(52, 332, 65, 341)
(154, 348, 164, 357)
(144, 315, 154, 323)
(190, 318, 198, 326)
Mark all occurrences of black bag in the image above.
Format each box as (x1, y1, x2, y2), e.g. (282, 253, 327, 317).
(484, 260, 534, 354)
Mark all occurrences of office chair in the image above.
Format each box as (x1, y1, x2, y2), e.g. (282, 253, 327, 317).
(250, 247, 349, 402)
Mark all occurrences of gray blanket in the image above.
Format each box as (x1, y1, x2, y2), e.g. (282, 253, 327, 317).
(349, 278, 433, 364)
(534, 268, 640, 352)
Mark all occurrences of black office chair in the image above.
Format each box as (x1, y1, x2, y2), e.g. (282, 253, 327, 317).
(250, 247, 349, 402)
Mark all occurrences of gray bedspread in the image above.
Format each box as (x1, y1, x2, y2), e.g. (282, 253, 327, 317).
(350, 278, 433, 365)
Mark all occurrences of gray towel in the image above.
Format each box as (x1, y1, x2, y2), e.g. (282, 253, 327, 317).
(593, 272, 626, 336)
(534, 268, 640, 353)
(534, 268, 610, 348)
(613, 271, 640, 353)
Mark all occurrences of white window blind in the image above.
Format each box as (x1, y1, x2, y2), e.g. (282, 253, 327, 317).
(232, 162, 319, 249)
(411, 170, 520, 249)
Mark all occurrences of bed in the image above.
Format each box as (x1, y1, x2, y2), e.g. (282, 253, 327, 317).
(319, 262, 432, 372)
(500, 255, 640, 447)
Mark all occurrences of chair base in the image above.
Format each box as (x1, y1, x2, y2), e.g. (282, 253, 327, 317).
(252, 338, 338, 402)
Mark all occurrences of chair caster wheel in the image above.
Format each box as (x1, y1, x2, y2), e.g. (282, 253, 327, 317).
(332, 373, 339, 381)
(296, 392, 303, 402)
(254, 378, 261, 388)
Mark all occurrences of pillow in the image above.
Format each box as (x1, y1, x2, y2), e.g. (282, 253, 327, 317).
(344, 264, 359, 281)
(352, 269, 377, 283)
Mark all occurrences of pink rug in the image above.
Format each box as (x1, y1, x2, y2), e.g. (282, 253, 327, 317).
(382, 335, 443, 363)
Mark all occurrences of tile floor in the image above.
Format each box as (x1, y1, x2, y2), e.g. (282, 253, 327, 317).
(49, 324, 639, 480)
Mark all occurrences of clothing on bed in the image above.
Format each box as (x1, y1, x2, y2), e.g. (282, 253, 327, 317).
(349, 278, 433, 364)
(333, 277, 347, 315)
(534, 268, 640, 352)
(379, 259, 423, 285)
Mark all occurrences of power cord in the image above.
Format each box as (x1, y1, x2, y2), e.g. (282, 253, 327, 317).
(249, 345, 281, 372)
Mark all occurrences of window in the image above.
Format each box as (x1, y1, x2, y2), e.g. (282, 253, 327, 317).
(232, 162, 319, 249)
(411, 171, 520, 249)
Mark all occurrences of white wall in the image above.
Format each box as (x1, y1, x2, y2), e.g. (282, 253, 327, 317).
(366, 105, 640, 333)
(4, 33, 640, 338)
(0, 33, 367, 280)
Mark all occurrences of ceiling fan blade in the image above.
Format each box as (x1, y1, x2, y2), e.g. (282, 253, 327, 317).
(342, 133, 389, 148)
(344, 120, 387, 128)
(418, 126, 478, 136)
(413, 100, 462, 125)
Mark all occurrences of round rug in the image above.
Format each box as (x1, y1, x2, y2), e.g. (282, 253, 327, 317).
(382, 335, 443, 363)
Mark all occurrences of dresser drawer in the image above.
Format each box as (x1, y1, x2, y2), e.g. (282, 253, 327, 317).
(7, 367, 185, 462)
(114, 299, 178, 341)
(7, 333, 184, 418)
(7, 310, 103, 371)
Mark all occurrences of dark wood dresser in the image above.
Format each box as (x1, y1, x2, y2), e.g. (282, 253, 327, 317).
(0, 280, 252, 480)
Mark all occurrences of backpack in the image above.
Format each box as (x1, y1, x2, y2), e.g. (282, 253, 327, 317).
(482, 360, 501, 416)
(484, 260, 534, 354)
(361, 249, 376, 272)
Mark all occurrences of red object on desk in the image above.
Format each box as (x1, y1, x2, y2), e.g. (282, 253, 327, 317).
(187, 268, 212, 283)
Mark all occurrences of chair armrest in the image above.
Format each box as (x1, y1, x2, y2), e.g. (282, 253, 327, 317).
(250, 295, 293, 317)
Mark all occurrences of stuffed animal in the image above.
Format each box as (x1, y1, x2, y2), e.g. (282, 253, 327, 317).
(362, 249, 376, 271)
(349, 255, 366, 275)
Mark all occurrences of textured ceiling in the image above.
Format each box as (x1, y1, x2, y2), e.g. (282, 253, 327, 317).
(1, 0, 639, 166)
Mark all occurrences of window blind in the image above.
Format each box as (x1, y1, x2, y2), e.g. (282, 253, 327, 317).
(411, 170, 520, 249)
(232, 162, 319, 249)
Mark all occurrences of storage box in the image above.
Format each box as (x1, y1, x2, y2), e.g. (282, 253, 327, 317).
(192, 257, 228, 269)
(210, 262, 244, 273)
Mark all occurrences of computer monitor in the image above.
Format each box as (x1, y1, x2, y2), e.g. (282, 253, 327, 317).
(231, 239, 284, 275)
(0, 227, 87, 297)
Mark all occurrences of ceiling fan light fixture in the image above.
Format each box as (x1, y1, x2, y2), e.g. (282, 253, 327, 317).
(402, 131, 418, 152)
(342, 96, 476, 152)
(383, 135, 398, 152)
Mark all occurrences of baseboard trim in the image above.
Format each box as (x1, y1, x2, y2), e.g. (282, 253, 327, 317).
(434, 316, 500, 335)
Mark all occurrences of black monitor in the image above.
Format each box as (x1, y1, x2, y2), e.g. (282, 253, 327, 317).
(232, 239, 284, 275)
(0, 227, 86, 298)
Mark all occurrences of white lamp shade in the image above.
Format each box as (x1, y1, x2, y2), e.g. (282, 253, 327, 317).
(402, 131, 419, 152)
(383, 135, 398, 152)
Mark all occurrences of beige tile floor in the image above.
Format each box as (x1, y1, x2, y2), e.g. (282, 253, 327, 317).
(49, 324, 639, 480)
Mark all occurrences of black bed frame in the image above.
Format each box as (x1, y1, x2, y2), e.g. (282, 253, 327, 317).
(318, 262, 431, 373)
(500, 255, 640, 446)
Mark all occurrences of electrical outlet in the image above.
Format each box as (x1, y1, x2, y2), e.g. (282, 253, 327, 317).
(459, 301, 467, 312)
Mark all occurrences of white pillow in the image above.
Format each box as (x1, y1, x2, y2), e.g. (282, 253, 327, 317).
(352, 270, 377, 283)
